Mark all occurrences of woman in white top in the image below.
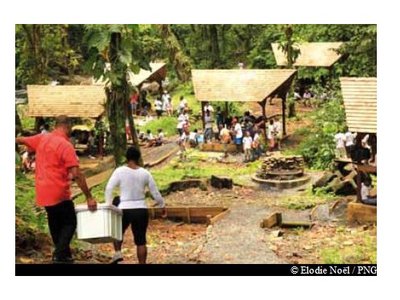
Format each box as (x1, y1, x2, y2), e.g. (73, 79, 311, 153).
(105, 147, 165, 264)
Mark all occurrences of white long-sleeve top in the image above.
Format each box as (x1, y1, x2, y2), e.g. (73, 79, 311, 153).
(105, 166, 165, 209)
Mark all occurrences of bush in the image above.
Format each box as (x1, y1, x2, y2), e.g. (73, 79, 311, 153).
(296, 98, 346, 170)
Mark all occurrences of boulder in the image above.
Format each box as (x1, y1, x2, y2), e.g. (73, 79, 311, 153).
(327, 177, 357, 195)
(210, 175, 233, 189)
(169, 179, 207, 192)
(313, 171, 337, 190)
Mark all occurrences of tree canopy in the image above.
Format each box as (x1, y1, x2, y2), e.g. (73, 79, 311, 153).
(16, 24, 376, 89)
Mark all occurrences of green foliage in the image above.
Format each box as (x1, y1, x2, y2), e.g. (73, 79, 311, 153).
(16, 174, 48, 233)
(293, 98, 346, 170)
(16, 25, 83, 87)
(17, 105, 35, 131)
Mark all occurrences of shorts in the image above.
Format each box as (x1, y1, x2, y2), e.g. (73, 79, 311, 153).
(122, 209, 149, 246)
(235, 137, 242, 145)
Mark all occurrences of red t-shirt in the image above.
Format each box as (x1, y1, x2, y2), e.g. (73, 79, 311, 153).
(21, 129, 79, 207)
(130, 94, 139, 104)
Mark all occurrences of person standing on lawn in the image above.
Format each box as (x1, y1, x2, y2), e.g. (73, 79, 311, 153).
(16, 115, 97, 263)
(105, 147, 166, 264)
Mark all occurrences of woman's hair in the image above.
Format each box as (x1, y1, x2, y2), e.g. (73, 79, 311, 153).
(126, 147, 141, 163)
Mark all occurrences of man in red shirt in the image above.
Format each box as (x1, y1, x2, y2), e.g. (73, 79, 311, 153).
(16, 115, 97, 263)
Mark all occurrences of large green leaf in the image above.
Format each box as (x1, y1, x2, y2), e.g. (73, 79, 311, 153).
(129, 63, 141, 74)
(118, 49, 132, 65)
(87, 30, 110, 52)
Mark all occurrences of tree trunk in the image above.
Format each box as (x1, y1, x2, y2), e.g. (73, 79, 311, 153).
(126, 100, 144, 167)
(106, 32, 128, 166)
(209, 25, 220, 68)
(15, 106, 22, 137)
(106, 87, 127, 166)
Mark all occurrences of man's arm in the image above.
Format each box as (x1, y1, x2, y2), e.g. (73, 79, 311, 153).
(16, 135, 41, 152)
(16, 137, 26, 145)
(69, 166, 97, 211)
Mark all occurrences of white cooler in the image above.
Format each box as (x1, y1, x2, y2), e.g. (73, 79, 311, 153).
(75, 203, 123, 243)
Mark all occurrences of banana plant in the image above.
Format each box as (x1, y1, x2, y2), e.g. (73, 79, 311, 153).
(84, 24, 150, 166)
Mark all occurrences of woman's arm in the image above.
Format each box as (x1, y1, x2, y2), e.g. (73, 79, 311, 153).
(105, 170, 120, 205)
(147, 173, 165, 208)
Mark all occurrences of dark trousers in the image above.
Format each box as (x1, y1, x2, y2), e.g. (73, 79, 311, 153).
(45, 200, 77, 259)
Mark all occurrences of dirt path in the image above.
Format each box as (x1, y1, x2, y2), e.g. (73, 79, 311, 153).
(196, 204, 284, 264)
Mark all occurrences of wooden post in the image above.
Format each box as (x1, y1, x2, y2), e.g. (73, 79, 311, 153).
(201, 101, 205, 130)
(96, 116, 104, 159)
(225, 102, 229, 124)
(282, 94, 287, 136)
(356, 170, 362, 203)
(186, 207, 191, 224)
(259, 99, 267, 141)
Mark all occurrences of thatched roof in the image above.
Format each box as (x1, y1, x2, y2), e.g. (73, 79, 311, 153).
(340, 77, 377, 133)
(128, 62, 167, 86)
(27, 85, 106, 118)
(92, 62, 167, 87)
(191, 69, 297, 102)
(271, 42, 343, 67)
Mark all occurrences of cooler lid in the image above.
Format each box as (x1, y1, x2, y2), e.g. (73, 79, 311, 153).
(75, 203, 122, 215)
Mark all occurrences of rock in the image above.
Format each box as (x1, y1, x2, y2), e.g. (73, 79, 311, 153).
(269, 245, 278, 251)
(326, 177, 357, 195)
(271, 230, 283, 238)
(311, 204, 330, 221)
(343, 240, 354, 246)
(292, 252, 302, 258)
(343, 170, 357, 182)
(211, 175, 233, 189)
(344, 163, 354, 172)
(313, 172, 337, 190)
(169, 179, 206, 192)
(303, 245, 313, 251)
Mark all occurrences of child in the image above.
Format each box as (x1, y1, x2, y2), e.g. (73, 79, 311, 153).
(242, 131, 253, 162)
(361, 176, 377, 206)
(252, 128, 261, 159)
(189, 129, 199, 148)
(154, 129, 165, 147)
(144, 130, 154, 147)
(178, 130, 189, 161)
(219, 125, 231, 158)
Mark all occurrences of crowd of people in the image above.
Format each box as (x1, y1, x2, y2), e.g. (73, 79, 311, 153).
(334, 128, 376, 165)
(173, 99, 284, 162)
(334, 128, 377, 206)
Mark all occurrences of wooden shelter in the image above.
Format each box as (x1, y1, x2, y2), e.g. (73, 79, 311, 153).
(340, 77, 377, 203)
(340, 77, 376, 134)
(271, 42, 343, 67)
(191, 69, 297, 136)
(27, 85, 106, 118)
(92, 62, 167, 89)
(128, 62, 167, 87)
